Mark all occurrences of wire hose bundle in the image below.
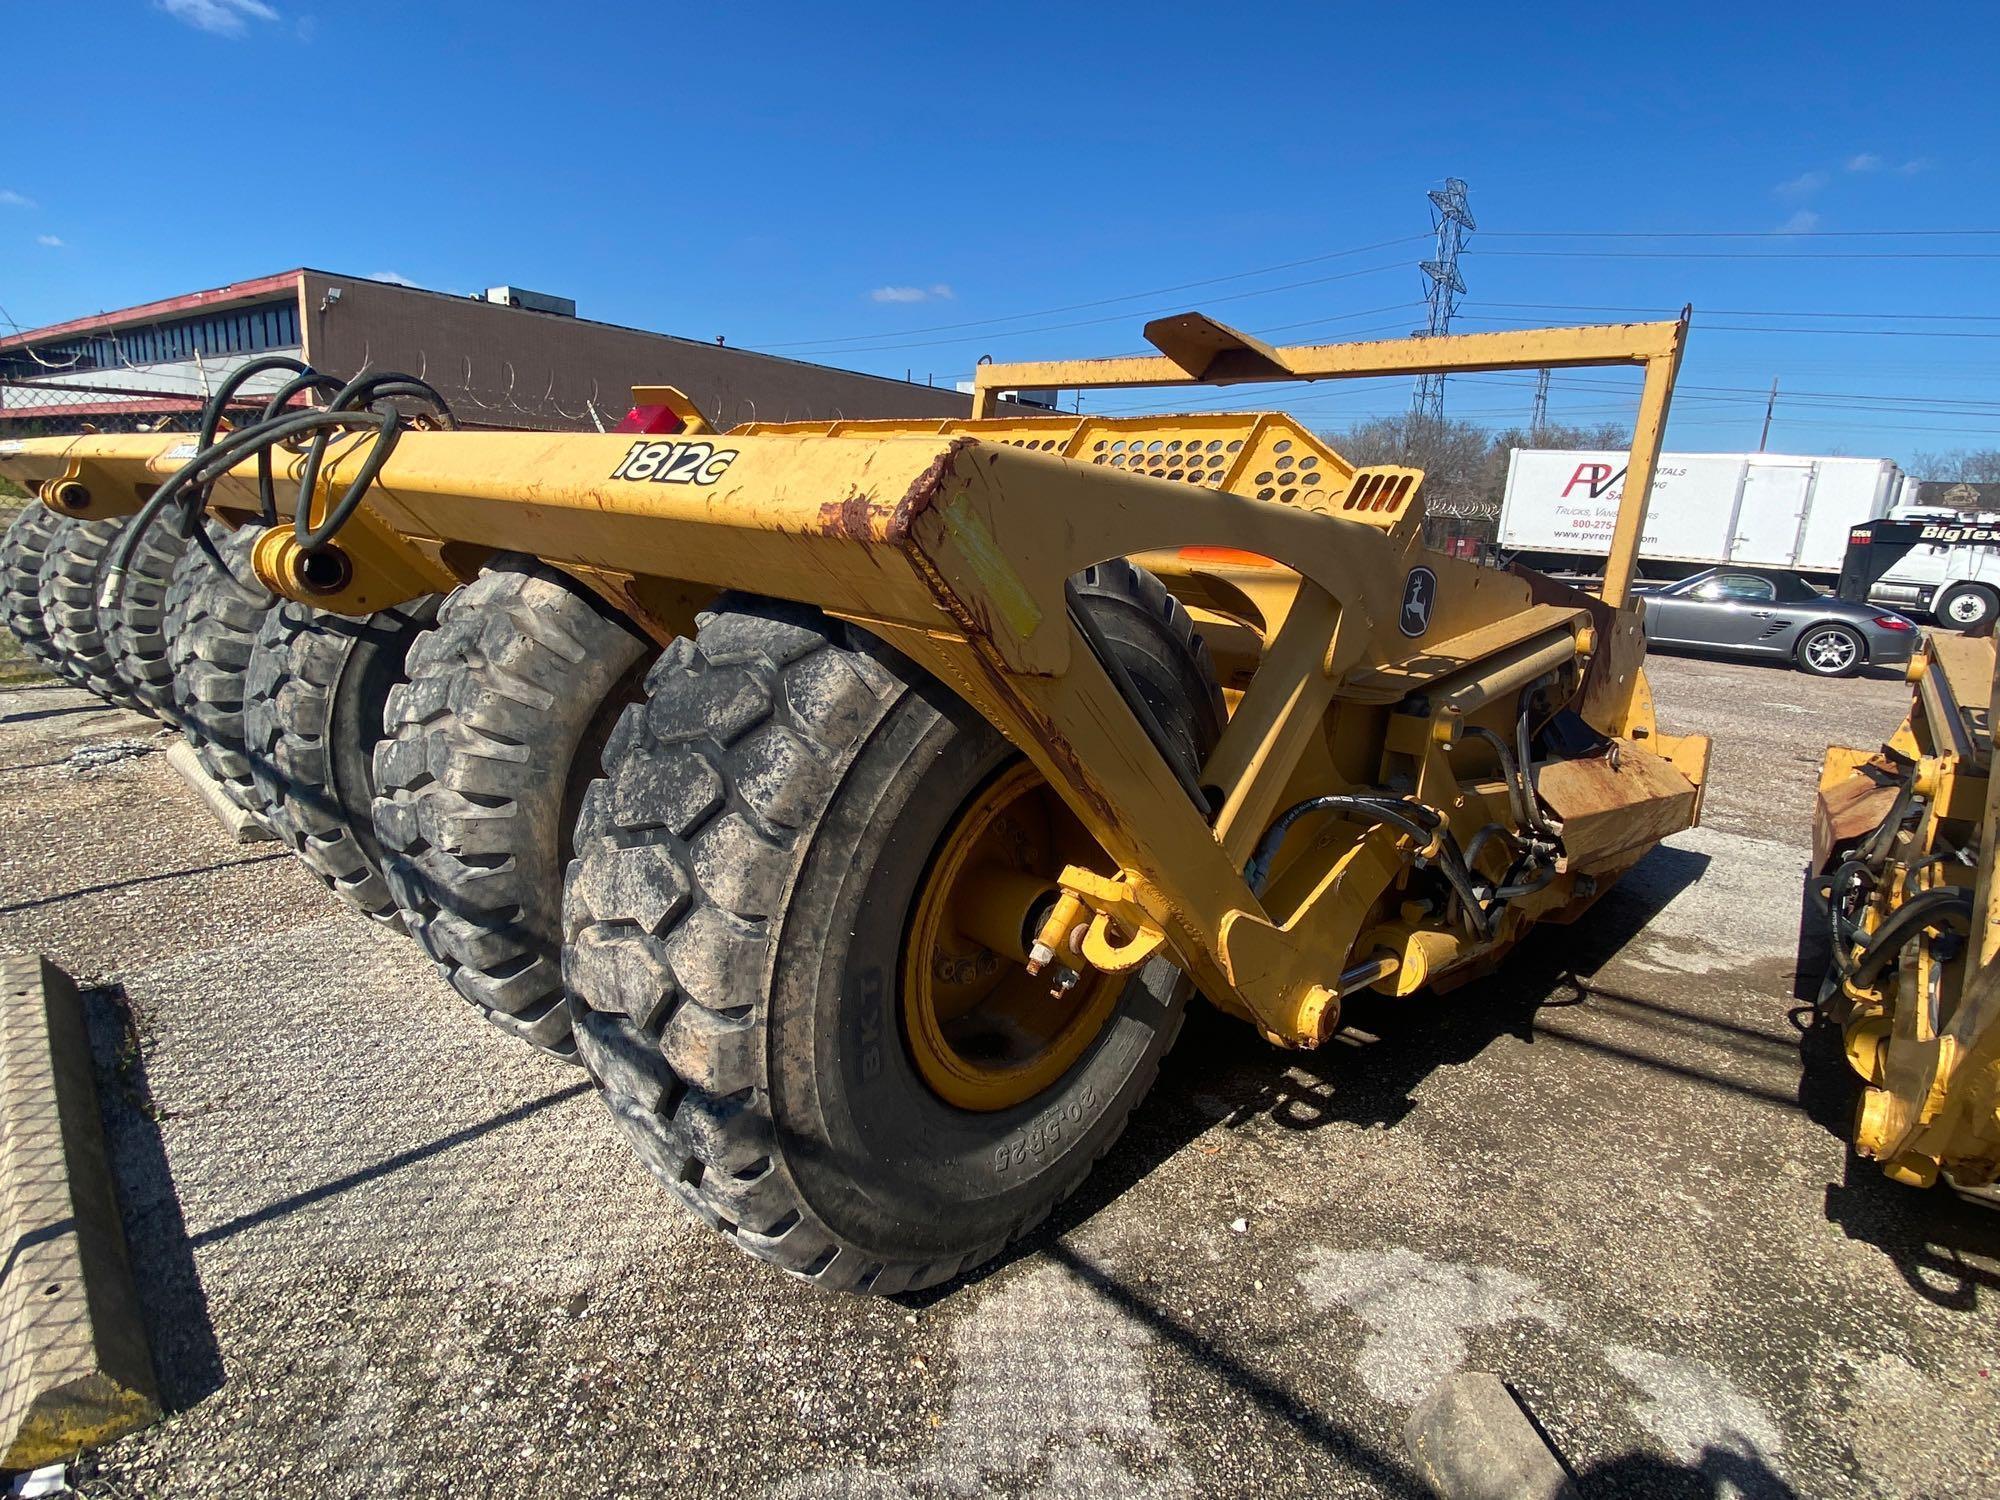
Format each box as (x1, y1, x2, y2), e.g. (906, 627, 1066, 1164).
(1812, 763, 1972, 997)
(99, 356, 453, 609)
(1244, 794, 1508, 939)
(1243, 679, 1580, 941)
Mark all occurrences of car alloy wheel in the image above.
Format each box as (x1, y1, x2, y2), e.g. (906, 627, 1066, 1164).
(1802, 627, 1859, 676)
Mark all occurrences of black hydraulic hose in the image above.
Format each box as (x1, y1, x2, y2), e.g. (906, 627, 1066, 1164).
(103, 368, 453, 608)
(100, 355, 319, 602)
(1458, 726, 1531, 833)
(258, 369, 344, 422)
(256, 371, 347, 524)
(1245, 794, 1497, 938)
(1494, 864, 1559, 900)
(198, 354, 312, 455)
(1245, 796, 1436, 895)
(1464, 823, 1525, 885)
(1847, 885, 1974, 992)
(1514, 686, 1558, 839)
(291, 407, 402, 550)
(175, 354, 316, 541)
(1816, 858, 1875, 976)
(1426, 831, 1496, 937)
(105, 407, 394, 600)
(290, 371, 452, 550)
(1857, 770, 1919, 870)
(1911, 847, 1975, 875)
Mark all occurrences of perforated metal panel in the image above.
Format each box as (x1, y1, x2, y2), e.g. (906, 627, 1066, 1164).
(734, 411, 1368, 516)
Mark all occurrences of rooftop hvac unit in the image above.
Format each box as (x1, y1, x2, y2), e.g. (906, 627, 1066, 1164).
(483, 286, 577, 317)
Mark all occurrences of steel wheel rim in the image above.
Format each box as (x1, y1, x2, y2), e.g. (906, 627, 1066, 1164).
(1808, 631, 1856, 671)
(902, 760, 1122, 1113)
(1948, 593, 1983, 623)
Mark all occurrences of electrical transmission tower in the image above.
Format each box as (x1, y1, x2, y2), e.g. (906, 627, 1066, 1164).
(1531, 367, 1551, 437)
(1411, 177, 1475, 421)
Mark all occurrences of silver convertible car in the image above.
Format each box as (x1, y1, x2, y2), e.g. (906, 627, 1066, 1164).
(1635, 566, 1918, 678)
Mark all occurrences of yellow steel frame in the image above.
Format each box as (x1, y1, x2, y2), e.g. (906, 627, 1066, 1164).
(1821, 631, 2000, 1188)
(970, 311, 1689, 609)
(0, 315, 1705, 1049)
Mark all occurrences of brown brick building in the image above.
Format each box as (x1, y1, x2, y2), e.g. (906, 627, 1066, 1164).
(0, 270, 1012, 433)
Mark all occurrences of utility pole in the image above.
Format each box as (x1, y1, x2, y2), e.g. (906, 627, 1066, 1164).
(1758, 378, 1778, 452)
(1412, 178, 1475, 422)
(1530, 368, 1551, 439)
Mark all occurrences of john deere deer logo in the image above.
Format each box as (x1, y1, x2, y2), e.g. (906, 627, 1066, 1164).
(1400, 567, 1436, 638)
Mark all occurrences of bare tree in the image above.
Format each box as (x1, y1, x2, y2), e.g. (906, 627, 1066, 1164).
(1906, 448, 2000, 483)
(1326, 414, 1499, 518)
(1321, 416, 1632, 522)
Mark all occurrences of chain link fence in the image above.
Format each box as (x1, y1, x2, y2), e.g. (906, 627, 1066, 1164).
(0, 375, 236, 436)
(0, 364, 615, 439)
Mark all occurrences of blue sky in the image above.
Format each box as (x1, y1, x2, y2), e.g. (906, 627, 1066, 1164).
(2, 1, 1994, 461)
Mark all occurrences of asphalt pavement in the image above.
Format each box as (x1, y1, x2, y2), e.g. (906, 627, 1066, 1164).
(1, 649, 1996, 1498)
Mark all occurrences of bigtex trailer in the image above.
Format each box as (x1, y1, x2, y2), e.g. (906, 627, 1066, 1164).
(0, 313, 1710, 1292)
(1838, 512, 2000, 631)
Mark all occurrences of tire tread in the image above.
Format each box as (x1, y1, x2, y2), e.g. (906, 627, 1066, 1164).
(565, 561, 1218, 1291)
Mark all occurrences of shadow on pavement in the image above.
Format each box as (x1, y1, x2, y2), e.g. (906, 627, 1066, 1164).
(1644, 643, 1907, 684)
(1173, 840, 1724, 1138)
(0, 700, 127, 726)
(1043, 1241, 1431, 1497)
(0, 851, 291, 916)
(84, 983, 226, 1414)
(1572, 1446, 1798, 1498)
(187, 1081, 590, 1250)
(86, 967, 595, 1411)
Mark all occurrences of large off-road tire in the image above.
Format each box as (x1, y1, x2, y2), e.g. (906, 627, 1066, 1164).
(2, 505, 78, 682)
(246, 596, 440, 924)
(167, 524, 278, 823)
(374, 557, 653, 1056)
(107, 520, 192, 722)
(39, 516, 149, 712)
(564, 560, 1223, 1293)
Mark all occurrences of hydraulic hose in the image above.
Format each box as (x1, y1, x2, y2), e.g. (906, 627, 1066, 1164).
(1494, 864, 1559, 900)
(99, 366, 451, 609)
(1817, 858, 1875, 977)
(1846, 884, 1973, 993)
(1514, 684, 1559, 839)
(1244, 796, 1436, 895)
(291, 371, 453, 551)
(1245, 794, 1499, 939)
(1457, 726, 1531, 834)
(255, 370, 348, 524)
(1856, 768, 1919, 870)
(1453, 721, 1563, 907)
(100, 354, 318, 603)
(1463, 822, 1524, 884)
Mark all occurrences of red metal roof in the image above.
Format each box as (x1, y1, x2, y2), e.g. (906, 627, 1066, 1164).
(0, 271, 303, 352)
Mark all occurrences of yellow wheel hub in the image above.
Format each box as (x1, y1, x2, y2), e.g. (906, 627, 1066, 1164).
(902, 760, 1121, 1112)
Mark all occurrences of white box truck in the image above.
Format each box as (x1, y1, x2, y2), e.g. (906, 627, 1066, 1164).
(1497, 449, 1903, 582)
